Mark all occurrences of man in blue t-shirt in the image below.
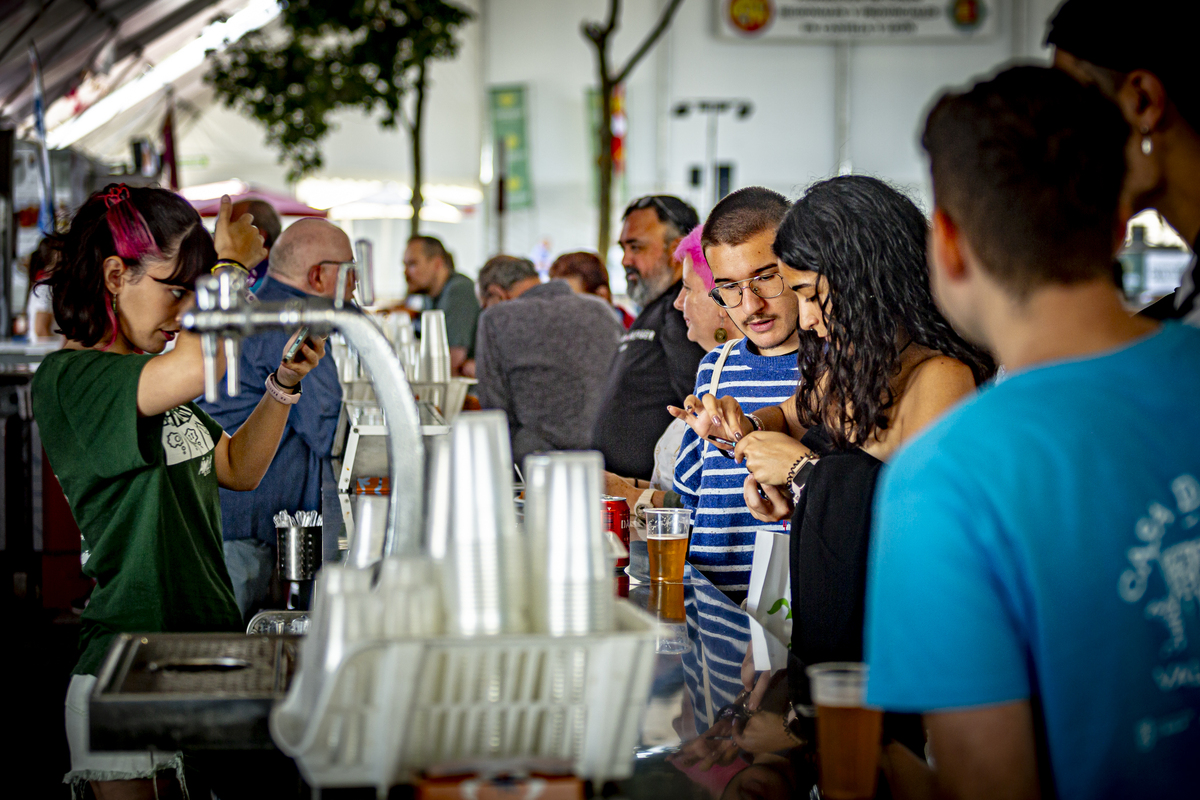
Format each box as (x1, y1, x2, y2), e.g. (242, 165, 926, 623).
(672, 187, 800, 596)
(864, 68, 1200, 799)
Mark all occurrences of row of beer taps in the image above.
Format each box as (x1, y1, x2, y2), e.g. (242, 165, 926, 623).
(182, 241, 427, 559)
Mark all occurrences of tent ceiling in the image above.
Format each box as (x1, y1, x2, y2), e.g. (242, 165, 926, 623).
(0, 0, 228, 125)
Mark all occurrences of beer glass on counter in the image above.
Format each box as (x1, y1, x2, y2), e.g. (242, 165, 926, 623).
(643, 508, 690, 583)
(805, 662, 884, 800)
(648, 580, 689, 654)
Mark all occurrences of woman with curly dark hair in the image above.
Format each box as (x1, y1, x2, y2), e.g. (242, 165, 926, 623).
(677, 175, 994, 779)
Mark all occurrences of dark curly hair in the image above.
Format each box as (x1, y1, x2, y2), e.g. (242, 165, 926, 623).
(42, 184, 215, 348)
(774, 176, 995, 450)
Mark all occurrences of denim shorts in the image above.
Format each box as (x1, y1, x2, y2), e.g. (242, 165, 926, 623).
(64, 674, 187, 798)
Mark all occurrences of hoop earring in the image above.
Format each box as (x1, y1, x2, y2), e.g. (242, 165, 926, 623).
(714, 327, 728, 343)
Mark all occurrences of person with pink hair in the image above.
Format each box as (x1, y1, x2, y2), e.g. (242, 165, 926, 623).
(672, 224, 735, 351)
(605, 225, 741, 574)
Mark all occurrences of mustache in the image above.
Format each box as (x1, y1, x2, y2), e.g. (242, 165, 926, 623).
(743, 314, 776, 324)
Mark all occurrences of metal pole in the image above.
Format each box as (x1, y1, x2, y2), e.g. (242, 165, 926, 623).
(706, 109, 718, 212)
(834, 42, 852, 175)
(496, 136, 506, 255)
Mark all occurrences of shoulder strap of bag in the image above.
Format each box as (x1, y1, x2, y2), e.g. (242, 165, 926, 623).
(707, 338, 738, 394)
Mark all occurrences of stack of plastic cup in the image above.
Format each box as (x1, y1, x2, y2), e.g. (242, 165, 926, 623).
(418, 309, 451, 383)
(443, 411, 527, 635)
(387, 314, 420, 380)
(423, 433, 452, 561)
(524, 451, 614, 636)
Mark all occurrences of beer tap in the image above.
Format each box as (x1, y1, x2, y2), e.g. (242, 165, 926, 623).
(194, 270, 248, 401)
(182, 288, 426, 560)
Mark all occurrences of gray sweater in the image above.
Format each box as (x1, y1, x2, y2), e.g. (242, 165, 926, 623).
(474, 280, 622, 465)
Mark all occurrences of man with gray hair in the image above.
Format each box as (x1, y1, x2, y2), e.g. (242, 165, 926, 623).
(474, 255, 622, 464)
(198, 218, 349, 619)
(592, 195, 705, 480)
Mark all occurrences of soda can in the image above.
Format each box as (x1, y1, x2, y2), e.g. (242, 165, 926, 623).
(601, 495, 631, 570)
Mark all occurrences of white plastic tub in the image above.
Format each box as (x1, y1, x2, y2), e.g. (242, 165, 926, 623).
(270, 599, 659, 793)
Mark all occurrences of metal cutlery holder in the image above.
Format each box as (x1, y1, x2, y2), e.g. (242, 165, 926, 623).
(278, 525, 323, 581)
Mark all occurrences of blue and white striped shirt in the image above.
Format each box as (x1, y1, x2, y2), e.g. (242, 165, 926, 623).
(674, 339, 798, 592)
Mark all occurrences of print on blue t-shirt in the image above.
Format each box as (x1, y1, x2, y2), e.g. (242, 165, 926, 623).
(864, 323, 1200, 800)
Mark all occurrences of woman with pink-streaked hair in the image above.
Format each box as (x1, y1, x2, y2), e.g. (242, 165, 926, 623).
(33, 184, 326, 799)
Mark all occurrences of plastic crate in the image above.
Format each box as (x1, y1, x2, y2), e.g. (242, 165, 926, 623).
(270, 600, 659, 793)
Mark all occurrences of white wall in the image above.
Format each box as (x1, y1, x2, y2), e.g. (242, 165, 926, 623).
(475, 0, 1065, 267)
(162, 0, 1069, 299)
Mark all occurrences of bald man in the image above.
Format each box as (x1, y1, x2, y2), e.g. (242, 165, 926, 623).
(198, 219, 351, 619)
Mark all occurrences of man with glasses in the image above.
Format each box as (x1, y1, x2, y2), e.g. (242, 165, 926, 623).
(593, 195, 705, 481)
(671, 187, 800, 599)
(198, 218, 350, 619)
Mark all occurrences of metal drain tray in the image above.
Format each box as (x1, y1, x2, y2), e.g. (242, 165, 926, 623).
(91, 633, 298, 751)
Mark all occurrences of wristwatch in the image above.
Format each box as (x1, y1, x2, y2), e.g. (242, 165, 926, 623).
(633, 488, 657, 525)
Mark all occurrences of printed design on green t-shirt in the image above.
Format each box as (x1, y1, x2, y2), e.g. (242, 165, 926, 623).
(162, 406, 216, 467)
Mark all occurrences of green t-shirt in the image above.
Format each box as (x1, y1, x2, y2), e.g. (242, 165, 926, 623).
(32, 349, 242, 675)
(432, 271, 481, 358)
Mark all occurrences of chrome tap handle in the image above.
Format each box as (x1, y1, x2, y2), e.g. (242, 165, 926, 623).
(195, 274, 219, 313)
(335, 262, 353, 310)
(224, 337, 241, 396)
(195, 275, 222, 402)
(201, 334, 220, 403)
(217, 271, 244, 397)
(354, 239, 374, 307)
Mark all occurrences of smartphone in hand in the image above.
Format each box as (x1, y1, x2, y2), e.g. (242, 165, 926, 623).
(283, 326, 310, 363)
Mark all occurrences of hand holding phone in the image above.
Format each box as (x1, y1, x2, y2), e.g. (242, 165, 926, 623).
(283, 327, 310, 363)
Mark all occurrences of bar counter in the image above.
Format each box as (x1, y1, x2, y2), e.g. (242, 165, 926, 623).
(90, 566, 803, 799)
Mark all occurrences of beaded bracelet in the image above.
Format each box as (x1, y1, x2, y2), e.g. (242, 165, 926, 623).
(213, 258, 248, 275)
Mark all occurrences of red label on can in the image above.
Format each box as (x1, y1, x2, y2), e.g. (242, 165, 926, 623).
(601, 495, 631, 570)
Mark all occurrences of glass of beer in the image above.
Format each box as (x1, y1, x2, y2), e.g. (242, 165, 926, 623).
(805, 662, 883, 800)
(644, 508, 690, 583)
(648, 580, 690, 653)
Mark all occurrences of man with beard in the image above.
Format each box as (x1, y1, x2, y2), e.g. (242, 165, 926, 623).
(592, 195, 704, 480)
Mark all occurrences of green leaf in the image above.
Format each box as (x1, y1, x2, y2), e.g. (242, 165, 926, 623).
(767, 597, 792, 620)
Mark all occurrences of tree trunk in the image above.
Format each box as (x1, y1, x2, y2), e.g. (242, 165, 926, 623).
(409, 62, 427, 238)
(585, 0, 684, 256)
(597, 77, 615, 257)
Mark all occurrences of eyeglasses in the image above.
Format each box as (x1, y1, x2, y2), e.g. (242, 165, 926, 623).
(627, 195, 698, 238)
(708, 272, 785, 308)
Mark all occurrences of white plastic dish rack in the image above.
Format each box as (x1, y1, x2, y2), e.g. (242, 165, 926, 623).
(270, 599, 659, 793)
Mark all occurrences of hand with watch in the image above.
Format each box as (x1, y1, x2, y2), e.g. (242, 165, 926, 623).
(266, 328, 326, 405)
(211, 195, 267, 276)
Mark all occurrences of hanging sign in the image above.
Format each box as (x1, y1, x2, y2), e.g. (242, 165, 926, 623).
(717, 0, 996, 42)
(489, 85, 533, 211)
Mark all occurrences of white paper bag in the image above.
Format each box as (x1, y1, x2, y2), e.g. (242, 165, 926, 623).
(745, 530, 792, 672)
